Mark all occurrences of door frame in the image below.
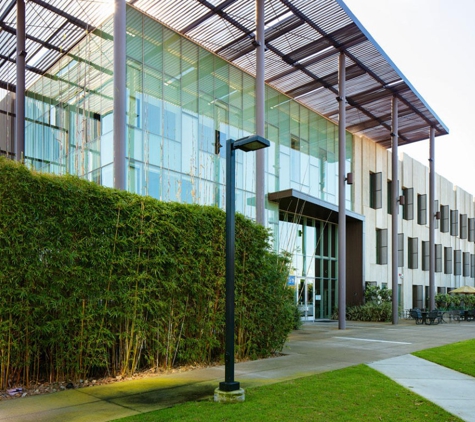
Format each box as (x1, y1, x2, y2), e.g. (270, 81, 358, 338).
(297, 277, 315, 321)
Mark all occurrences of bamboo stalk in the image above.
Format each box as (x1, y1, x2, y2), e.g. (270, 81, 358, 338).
(172, 296, 189, 367)
(79, 299, 85, 375)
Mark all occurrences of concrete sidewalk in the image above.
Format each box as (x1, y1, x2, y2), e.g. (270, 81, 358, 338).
(369, 354, 475, 422)
(1, 319, 475, 422)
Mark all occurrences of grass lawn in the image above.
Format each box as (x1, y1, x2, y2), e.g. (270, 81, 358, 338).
(413, 338, 475, 377)
(114, 364, 461, 422)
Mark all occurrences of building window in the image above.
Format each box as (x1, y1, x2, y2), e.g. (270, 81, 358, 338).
(387, 180, 398, 215)
(435, 244, 442, 273)
(440, 205, 449, 233)
(469, 218, 475, 242)
(376, 229, 388, 265)
(365, 281, 377, 289)
(454, 250, 462, 276)
(408, 237, 418, 269)
(450, 210, 459, 237)
(444, 247, 453, 274)
(463, 252, 470, 277)
(417, 194, 427, 225)
(398, 233, 404, 267)
(460, 214, 468, 239)
(471, 254, 475, 278)
(370, 172, 382, 209)
(422, 241, 429, 271)
(403, 187, 414, 220)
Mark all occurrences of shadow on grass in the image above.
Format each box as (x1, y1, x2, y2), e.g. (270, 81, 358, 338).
(114, 365, 462, 422)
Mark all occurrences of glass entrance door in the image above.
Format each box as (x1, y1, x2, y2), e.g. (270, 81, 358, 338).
(315, 278, 337, 319)
(279, 215, 338, 321)
(298, 278, 315, 321)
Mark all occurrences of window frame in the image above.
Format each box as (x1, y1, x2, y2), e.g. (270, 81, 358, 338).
(440, 205, 449, 233)
(454, 249, 462, 276)
(376, 228, 388, 265)
(417, 194, 427, 225)
(435, 244, 442, 273)
(450, 210, 459, 237)
(463, 252, 470, 277)
(369, 172, 382, 209)
(469, 218, 475, 242)
(403, 187, 414, 220)
(408, 237, 418, 269)
(445, 246, 453, 274)
(422, 240, 429, 271)
(460, 214, 468, 239)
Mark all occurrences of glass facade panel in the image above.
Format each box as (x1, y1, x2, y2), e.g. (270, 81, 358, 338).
(23, 6, 353, 226)
(25, 16, 114, 176)
(279, 213, 338, 319)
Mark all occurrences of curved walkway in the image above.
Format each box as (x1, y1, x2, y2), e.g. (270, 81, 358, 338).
(1, 319, 475, 421)
(369, 354, 475, 422)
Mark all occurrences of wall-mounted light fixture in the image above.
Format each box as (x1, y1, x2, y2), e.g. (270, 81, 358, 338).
(345, 172, 353, 185)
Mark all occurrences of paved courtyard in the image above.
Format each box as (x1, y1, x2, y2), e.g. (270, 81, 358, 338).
(1, 319, 475, 421)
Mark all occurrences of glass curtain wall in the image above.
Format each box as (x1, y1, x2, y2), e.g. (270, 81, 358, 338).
(23, 5, 353, 221)
(266, 88, 353, 208)
(280, 213, 339, 319)
(124, 7, 260, 216)
(24, 17, 114, 182)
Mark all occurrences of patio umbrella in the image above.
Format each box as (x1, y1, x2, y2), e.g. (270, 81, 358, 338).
(449, 285, 475, 294)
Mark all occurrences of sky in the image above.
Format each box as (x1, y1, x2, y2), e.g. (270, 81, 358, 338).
(343, 0, 475, 195)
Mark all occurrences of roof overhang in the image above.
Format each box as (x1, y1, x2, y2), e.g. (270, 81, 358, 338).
(268, 189, 364, 223)
(0, 0, 448, 147)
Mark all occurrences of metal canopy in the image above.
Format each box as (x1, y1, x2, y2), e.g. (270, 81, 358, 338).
(268, 188, 364, 224)
(0, 0, 448, 147)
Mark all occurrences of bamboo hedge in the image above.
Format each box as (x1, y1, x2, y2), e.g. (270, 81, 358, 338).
(0, 158, 295, 389)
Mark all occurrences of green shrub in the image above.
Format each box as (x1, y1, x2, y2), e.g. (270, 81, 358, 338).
(364, 285, 392, 304)
(337, 285, 393, 322)
(0, 158, 296, 387)
(435, 292, 475, 310)
(345, 302, 393, 322)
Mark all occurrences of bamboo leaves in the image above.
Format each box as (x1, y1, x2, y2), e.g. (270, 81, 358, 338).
(0, 158, 296, 388)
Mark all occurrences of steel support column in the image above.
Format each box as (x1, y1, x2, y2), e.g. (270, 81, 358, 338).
(15, 0, 26, 162)
(391, 96, 399, 325)
(338, 52, 346, 330)
(255, 0, 266, 225)
(113, 0, 127, 190)
(429, 126, 436, 310)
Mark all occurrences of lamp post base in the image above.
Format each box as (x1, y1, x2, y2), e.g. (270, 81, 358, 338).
(214, 387, 245, 403)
